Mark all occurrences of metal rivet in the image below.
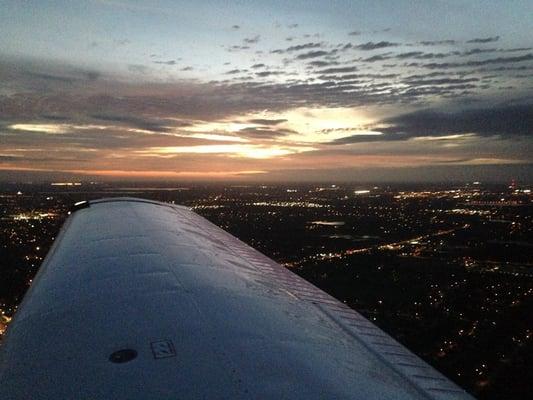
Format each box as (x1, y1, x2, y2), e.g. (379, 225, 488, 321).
(109, 349, 137, 363)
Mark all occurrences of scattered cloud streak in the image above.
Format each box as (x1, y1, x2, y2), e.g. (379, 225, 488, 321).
(356, 41, 400, 50)
(1, 18, 532, 181)
(467, 36, 500, 43)
(243, 35, 261, 44)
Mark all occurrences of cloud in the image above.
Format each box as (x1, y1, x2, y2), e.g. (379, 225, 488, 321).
(461, 48, 498, 56)
(247, 118, 287, 125)
(316, 66, 358, 74)
(1, 60, 278, 122)
(2, 66, 531, 182)
(395, 51, 424, 59)
(25, 72, 77, 84)
(244, 35, 261, 44)
(1, 56, 531, 145)
(478, 65, 533, 73)
(422, 53, 533, 69)
(227, 45, 250, 51)
(255, 70, 284, 77)
(307, 60, 339, 67)
(501, 47, 532, 53)
(0, 154, 22, 162)
(467, 36, 500, 43)
(382, 103, 532, 137)
(0, 69, 497, 132)
(362, 54, 393, 62)
(396, 51, 452, 60)
(88, 113, 177, 132)
(40, 114, 70, 121)
(295, 50, 332, 59)
(286, 42, 323, 52)
(3, 122, 229, 153)
(402, 77, 480, 86)
(153, 60, 177, 65)
(237, 127, 294, 139)
(2, 15, 532, 182)
(316, 72, 399, 81)
(356, 41, 400, 50)
(419, 40, 457, 46)
(359, 50, 494, 62)
(8, 65, 101, 86)
(330, 103, 532, 145)
(270, 42, 323, 54)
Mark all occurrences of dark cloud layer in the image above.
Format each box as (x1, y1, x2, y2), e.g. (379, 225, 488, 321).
(2, 52, 531, 130)
(381, 103, 532, 137)
(333, 103, 533, 144)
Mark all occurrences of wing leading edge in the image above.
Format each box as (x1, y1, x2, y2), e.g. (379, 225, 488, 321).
(0, 198, 473, 399)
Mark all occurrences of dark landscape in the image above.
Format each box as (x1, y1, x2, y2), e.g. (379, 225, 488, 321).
(1, 181, 531, 399)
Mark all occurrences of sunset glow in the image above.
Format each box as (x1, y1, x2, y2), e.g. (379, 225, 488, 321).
(0, 1, 531, 182)
(138, 144, 314, 159)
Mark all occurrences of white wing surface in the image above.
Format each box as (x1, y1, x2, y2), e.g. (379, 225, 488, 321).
(0, 198, 473, 399)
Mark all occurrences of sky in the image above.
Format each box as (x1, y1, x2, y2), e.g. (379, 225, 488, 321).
(1, 0, 532, 182)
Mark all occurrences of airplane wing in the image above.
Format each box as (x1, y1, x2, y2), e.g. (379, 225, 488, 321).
(0, 198, 473, 399)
